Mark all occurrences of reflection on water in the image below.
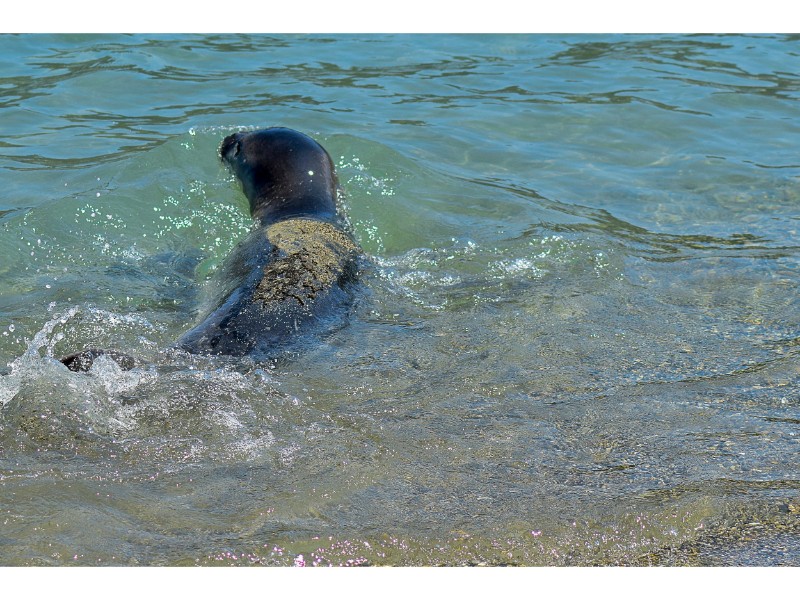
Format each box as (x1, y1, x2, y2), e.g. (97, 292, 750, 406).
(1, 34, 799, 566)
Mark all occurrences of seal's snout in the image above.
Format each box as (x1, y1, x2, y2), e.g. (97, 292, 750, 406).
(220, 133, 241, 162)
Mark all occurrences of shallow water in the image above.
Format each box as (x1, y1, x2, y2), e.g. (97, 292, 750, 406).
(1, 34, 799, 566)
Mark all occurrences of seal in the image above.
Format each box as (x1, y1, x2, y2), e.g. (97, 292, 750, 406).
(60, 127, 362, 370)
(175, 127, 362, 357)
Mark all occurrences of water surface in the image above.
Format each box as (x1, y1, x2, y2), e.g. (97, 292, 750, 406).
(1, 34, 799, 566)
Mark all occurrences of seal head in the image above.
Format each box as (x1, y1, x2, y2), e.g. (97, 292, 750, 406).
(220, 127, 338, 224)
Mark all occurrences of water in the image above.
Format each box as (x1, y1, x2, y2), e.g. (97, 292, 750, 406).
(1, 34, 799, 566)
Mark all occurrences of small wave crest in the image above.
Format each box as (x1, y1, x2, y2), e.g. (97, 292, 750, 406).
(0, 304, 286, 463)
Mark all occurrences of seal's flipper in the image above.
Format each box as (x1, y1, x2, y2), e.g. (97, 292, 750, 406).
(60, 348, 136, 372)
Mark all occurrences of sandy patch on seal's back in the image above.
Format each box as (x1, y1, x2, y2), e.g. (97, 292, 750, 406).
(254, 219, 359, 308)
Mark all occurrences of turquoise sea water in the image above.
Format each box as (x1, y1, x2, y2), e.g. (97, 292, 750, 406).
(1, 34, 799, 566)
